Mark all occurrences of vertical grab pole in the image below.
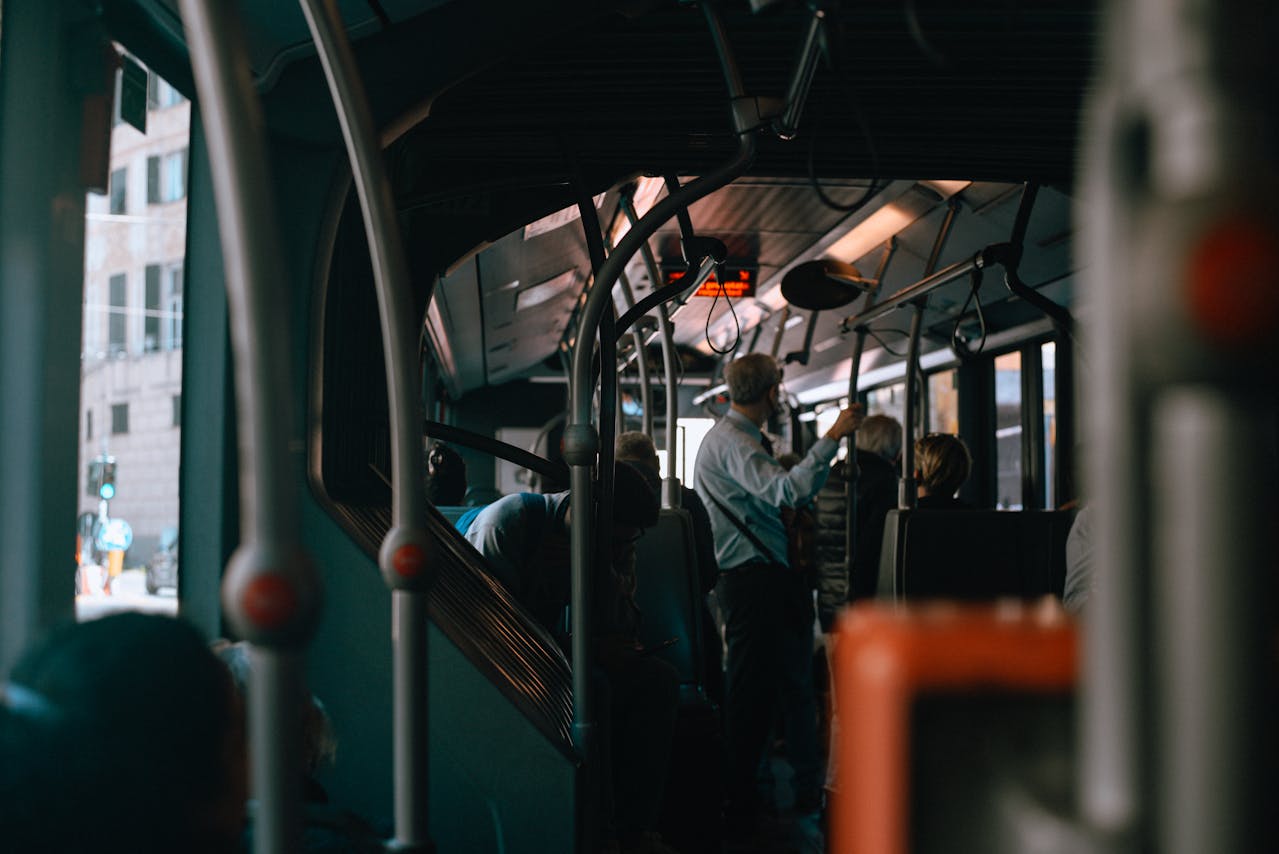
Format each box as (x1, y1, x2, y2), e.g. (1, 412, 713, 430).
(564, 17, 754, 849)
(178, 4, 322, 854)
(898, 304, 924, 509)
(844, 239, 896, 585)
(899, 200, 959, 508)
(622, 195, 682, 509)
(617, 268, 654, 438)
(294, 1, 434, 849)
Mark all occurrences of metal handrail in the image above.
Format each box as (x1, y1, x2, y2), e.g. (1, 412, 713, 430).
(617, 269, 654, 437)
(563, 0, 755, 771)
(621, 194, 683, 509)
(177, 2, 322, 852)
(843, 238, 897, 583)
(295, 1, 433, 848)
(838, 248, 999, 333)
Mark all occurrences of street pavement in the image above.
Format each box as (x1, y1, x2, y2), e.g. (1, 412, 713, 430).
(75, 567, 178, 621)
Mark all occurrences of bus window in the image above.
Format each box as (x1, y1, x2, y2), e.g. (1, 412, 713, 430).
(928, 370, 959, 435)
(660, 418, 715, 488)
(76, 58, 188, 619)
(865, 382, 906, 428)
(994, 351, 1023, 510)
(1042, 342, 1057, 509)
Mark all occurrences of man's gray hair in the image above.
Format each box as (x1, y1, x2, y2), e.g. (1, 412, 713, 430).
(856, 413, 902, 460)
(725, 353, 781, 405)
(616, 431, 658, 470)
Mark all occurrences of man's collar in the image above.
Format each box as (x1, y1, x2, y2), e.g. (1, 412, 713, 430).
(725, 407, 762, 438)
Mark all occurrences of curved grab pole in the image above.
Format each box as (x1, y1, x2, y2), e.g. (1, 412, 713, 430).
(178, 3, 322, 853)
(563, 0, 756, 763)
(295, 1, 434, 849)
(616, 268, 654, 437)
(898, 198, 960, 508)
(621, 194, 683, 509)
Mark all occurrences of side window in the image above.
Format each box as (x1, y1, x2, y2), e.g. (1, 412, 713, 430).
(927, 370, 959, 434)
(1042, 341, 1057, 508)
(864, 382, 906, 427)
(79, 56, 188, 615)
(111, 403, 130, 435)
(994, 351, 1023, 510)
(108, 273, 127, 354)
(145, 264, 161, 351)
(109, 167, 127, 215)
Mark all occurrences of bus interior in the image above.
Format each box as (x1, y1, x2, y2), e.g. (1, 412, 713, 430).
(1, 1, 1275, 852)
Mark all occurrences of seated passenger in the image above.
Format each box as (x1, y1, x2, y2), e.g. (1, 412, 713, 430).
(616, 430, 723, 706)
(464, 462, 680, 854)
(425, 441, 468, 506)
(2, 613, 246, 854)
(914, 433, 973, 509)
(213, 641, 383, 852)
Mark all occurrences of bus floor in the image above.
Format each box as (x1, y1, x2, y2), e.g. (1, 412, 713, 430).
(724, 751, 826, 854)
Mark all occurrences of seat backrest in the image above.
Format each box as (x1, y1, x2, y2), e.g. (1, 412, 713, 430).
(632, 508, 705, 701)
(877, 509, 1072, 601)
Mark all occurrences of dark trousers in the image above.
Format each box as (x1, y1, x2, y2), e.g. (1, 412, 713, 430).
(596, 651, 680, 836)
(718, 565, 819, 812)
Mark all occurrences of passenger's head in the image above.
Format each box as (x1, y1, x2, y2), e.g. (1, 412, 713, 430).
(856, 414, 902, 461)
(616, 431, 659, 473)
(914, 433, 972, 498)
(611, 461, 660, 531)
(725, 353, 782, 411)
(426, 442, 468, 505)
(7, 614, 246, 853)
(605, 462, 660, 575)
(536, 463, 659, 572)
(212, 640, 336, 781)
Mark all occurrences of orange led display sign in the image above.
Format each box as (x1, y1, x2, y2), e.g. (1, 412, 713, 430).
(664, 266, 757, 299)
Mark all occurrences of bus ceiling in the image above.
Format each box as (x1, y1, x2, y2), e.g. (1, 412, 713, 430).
(106, 1, 1092, 398)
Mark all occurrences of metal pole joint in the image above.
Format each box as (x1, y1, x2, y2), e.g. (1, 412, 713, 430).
(562, 422, 600, 467)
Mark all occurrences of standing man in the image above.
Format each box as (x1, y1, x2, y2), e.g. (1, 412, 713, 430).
(694, 353, 862, 821)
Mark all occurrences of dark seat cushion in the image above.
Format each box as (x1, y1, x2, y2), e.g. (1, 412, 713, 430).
(877, 510, 1072, 601)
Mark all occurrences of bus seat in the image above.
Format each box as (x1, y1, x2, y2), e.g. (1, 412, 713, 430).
(876, 509, 1072, 602)
(632, 508, 707, 706)
(831, 602, 1078, 854)
(464, 486, 503, 506)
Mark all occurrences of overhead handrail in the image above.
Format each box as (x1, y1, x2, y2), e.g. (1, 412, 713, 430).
(563, 0, 757, 789)
(774, 3, 828, 140)
(621, 192, 684, 509)
(614, 251, 721, 338)
(177, 3, 322, 853)
(424, 420, 569, 486)
(1003, 182, 1076, 339)
(837, 245, 1004, 334)
(295, 1, 434, 849)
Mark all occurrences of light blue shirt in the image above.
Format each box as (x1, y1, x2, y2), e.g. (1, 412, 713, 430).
(464, 491, 570, 603)
(694, 408, 838, 570)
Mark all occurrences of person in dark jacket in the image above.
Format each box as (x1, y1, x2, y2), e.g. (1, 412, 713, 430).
(812, 413, 901, 628)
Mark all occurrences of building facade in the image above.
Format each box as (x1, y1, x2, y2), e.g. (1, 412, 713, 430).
(78, 67, 188, 564)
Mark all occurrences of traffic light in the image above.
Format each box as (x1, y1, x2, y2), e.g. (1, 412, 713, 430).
(99, 460, 116, 500)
